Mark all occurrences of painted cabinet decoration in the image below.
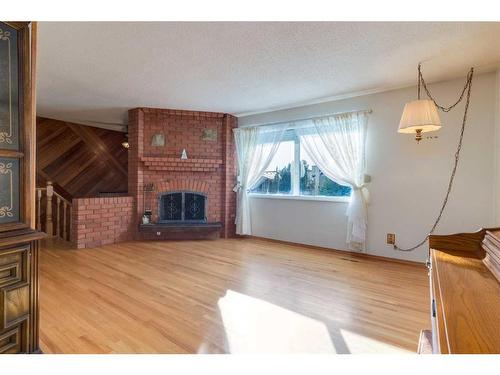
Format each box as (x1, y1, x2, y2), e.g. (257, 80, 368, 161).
(0, 23, 20, 224)
(0, 158, 19, 223)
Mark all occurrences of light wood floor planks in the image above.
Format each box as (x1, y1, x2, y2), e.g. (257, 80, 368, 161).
(39, 238, 429, 354)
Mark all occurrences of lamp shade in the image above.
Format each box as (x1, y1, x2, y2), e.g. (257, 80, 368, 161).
(398, 99, 441, 134)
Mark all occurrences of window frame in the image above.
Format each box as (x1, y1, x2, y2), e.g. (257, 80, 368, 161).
(249, 129, 352, 202)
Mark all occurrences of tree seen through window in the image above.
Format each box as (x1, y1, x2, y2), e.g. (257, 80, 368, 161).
(249, 133, 351, 197)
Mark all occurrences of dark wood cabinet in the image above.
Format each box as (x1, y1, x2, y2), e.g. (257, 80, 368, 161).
(0, 21, 44, 354)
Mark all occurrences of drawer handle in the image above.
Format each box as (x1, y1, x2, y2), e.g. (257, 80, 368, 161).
(432, 299, 437, 318)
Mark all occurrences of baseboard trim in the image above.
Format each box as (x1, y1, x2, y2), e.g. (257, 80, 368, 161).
(244, 235, 424, 267)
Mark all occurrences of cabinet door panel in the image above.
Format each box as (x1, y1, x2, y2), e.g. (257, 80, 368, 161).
(0, 23, 20, 151)
(0, 21, 39, 354)
(0, 157, 20, 224)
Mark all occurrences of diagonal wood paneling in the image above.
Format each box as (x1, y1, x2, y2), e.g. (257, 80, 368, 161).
(36, 118, 128, 198)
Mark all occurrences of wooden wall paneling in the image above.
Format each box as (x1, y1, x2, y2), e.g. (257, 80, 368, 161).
(37, 132, 82, 170)
(37, 122, 68, 148)
(66, 122, 127, 176)
(55, 154, 97, 187)
(44, 145, 93, 182)
(36, 118, 128, 198)
(65, 159, 112, 197)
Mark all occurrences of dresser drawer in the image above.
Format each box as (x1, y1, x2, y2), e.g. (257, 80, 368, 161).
(0, 244, 31, 334)
(0, 245, 30, 288)
(0, 322, 29, 354)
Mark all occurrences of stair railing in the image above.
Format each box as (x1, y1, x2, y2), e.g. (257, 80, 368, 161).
(36, 181, 72, 241)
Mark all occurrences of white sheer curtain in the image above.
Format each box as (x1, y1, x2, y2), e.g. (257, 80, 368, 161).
(295, 112, 369, 250)
(233, 124, 287, 235)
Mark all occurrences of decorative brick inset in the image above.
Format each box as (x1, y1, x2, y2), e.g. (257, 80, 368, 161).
(155, 179, 210, 194)
(141, 156, 223, 172)
(71, 196, 134, 249)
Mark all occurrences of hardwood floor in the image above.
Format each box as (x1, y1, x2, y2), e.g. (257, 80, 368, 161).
(39, 238, 429, 354)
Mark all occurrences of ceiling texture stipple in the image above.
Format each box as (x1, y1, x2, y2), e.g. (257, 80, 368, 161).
(37, 22, 500, 129)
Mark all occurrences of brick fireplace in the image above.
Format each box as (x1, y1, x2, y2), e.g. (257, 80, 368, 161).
(127, 107, 238, 240)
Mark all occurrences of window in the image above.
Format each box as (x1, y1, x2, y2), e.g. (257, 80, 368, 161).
(299, 142, 352, 197)
(250, 140, 294, 195)
(250, 129, 351, 198)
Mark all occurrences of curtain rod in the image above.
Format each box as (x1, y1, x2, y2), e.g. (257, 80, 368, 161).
(238, 109, 373, 129)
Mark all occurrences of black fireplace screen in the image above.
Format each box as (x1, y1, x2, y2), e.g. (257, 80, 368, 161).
(159, 191, 207, 223)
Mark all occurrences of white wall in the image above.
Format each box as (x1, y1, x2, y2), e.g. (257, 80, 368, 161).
(239, 72, 497, 262)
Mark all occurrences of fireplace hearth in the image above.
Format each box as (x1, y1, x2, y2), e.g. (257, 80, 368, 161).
(139, 188, 220, 240)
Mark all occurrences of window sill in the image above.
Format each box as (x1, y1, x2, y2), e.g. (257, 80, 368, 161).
(249, 193, 350, 203)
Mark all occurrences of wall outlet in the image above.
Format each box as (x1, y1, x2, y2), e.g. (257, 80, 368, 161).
(387, 233, 395, 245)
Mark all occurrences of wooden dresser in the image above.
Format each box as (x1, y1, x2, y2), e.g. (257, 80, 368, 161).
(428, 228, 500, 354)
(0, 21, 44, 354)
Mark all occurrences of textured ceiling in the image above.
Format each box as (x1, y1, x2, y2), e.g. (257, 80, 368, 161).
(37, 22, 500, 128)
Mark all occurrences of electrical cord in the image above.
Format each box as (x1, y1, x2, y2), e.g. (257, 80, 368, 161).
(393, 65, 474, 252)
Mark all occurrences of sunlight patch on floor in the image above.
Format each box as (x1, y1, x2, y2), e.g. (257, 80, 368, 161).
(218, 290, 335, 353)
(339, 329, 412, 354)
(217, 290, 413, 354)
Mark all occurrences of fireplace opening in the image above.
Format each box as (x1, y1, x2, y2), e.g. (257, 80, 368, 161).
(159, 191, 207, 223)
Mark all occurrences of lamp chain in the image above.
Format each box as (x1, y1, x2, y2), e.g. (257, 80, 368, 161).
(393, 65, 474, 252)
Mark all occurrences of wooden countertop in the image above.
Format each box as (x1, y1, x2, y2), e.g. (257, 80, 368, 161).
(431, 248, 500, 353)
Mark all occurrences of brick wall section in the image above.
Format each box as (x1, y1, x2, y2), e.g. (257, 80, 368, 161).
(71, 197, 134, 249)
(127, 107, 238, 238)
(221, 114, 237, 237)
